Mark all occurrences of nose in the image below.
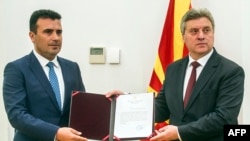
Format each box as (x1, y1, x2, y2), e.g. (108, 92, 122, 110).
(197, 31, 205, 40)
(52, 32, 60, 40)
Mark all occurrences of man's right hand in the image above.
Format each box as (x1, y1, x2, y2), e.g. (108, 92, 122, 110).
(56, 127, 87, 141)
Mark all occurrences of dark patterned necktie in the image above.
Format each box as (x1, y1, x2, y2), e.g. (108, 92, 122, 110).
(184, 61, 200, 108)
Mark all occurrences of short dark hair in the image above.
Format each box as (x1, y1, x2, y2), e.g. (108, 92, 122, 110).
(29, 9, 61, 33)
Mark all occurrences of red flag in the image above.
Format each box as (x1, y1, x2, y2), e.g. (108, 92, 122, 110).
(143, 0, 191, 140)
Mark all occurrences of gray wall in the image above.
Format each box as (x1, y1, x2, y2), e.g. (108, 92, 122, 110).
(1, 0, 249, 140)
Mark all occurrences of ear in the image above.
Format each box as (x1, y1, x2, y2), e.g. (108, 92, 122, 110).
(29, 31, 35, 42)
(182, 34, 185, 42)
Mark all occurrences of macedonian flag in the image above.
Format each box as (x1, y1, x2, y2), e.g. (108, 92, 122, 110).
(144, 0, 192, 140)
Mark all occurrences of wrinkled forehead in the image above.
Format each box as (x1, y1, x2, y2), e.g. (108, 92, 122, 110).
(185, 17, 213, 29)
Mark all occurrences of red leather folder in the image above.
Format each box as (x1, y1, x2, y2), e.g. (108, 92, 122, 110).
(69, 91, 155, 141)
(69, 91, 111, 140)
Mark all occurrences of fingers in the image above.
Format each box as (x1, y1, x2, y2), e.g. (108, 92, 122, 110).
(150, 130, 161, 141)
(56, 127, 88, 141)
(70, 128, 82, 136)
(150, 125, 179, 141)
(159, 126, 167, 132)
(155, 130, 160, 134)
(105, 90, 124, 98)
(70, 128, 88, 141)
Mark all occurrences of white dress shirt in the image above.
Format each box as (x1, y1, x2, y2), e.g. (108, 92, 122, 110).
(33, 50, 65, 110)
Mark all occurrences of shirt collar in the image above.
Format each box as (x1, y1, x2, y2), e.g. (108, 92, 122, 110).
(188, 48, 214, 67)
(33, 49, 59, 68)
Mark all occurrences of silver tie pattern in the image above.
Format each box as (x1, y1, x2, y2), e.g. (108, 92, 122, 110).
(47, 62, 61, 109)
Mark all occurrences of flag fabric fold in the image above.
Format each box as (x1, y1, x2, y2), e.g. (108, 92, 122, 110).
(144, 0, 191, 140)
(148, 0, 191, 93)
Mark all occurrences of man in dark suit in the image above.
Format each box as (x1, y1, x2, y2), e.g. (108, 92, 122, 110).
(3, 9, 87, 141)
(106, 8, 245, 141)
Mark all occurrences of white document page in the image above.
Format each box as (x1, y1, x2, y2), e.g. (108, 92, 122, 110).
(114, 93, 154, 139)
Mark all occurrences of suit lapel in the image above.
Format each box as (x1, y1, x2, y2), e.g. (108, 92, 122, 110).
(58, 58, 71, 112)
(29, 52, 61, 112)
(184, 50, 219, 111)
(175, 58, 189, 113)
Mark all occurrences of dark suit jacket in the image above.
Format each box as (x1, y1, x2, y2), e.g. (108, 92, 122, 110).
(3, 51, 85, 141)
(155, 48, 244, 141)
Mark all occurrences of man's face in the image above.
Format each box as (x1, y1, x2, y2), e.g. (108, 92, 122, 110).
(182, 17, 214, 60)
(29, 18, 62, 60)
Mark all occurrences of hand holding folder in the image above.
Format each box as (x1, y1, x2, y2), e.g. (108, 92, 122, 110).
(69, 91, 155, 140)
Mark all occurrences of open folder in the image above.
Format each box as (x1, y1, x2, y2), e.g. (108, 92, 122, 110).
(69, 91, 155, 141)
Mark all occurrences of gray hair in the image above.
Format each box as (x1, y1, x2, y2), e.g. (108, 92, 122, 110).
(180, 8, 215, 35)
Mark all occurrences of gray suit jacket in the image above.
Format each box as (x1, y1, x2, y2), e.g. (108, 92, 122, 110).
(155, 48, 244, 141)
(3, 51, 85, 141)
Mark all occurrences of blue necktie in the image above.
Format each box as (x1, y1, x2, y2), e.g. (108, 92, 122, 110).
(47, 62, 61, 109)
